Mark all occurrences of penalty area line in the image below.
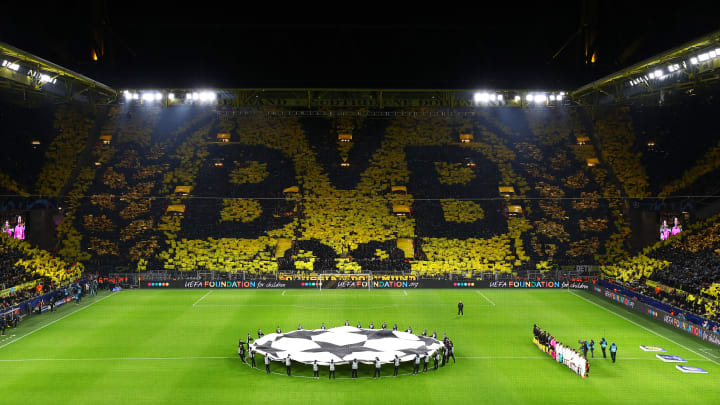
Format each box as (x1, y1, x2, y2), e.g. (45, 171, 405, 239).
(192, 290, 213, 307)
(475, 290, 496, 306)
(570, 290, 720, 367)
(0, 292, 118, 351)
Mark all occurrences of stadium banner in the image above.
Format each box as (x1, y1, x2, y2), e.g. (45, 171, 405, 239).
(590, 284, 720, 347)
(140, 276, 591, 290)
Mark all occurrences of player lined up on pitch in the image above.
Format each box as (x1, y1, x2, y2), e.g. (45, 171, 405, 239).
(238, 321, 457, 379)
(533, 325, 620, 379)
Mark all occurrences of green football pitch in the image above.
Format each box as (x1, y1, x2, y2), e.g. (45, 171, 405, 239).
(0, 288, 718, 404)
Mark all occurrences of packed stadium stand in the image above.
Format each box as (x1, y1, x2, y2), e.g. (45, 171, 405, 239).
(2, 91, 720, 324)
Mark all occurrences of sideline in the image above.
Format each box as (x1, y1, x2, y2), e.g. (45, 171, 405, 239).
(569, 290, 720, 366)
(192, 290, 213, 307)
(0, 291, 118, 350)
(475, 290, 496, 306)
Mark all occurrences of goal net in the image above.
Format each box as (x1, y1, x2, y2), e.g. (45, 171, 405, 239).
(319, 273, 372, 291)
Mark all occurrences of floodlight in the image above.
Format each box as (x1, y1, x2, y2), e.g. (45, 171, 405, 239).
(154, 92, 162, 101)
(690, 57, 699, 65)
(709, 50, 717, 58)
(192, 92, 199, 100)
(473, 92, 482, 102)
(132, 93, 139, 100)
(549, 95, 556, 101)
(716, 48, 720, 55)
(526, 94, 533, 102)
(186, 93, 192, 100)
(654, 69, 663, 77)
(2, 60, 19, 71)
(559, 91, 565, 96)
(534, 94, 547, 103)
(124, 90, 132, 100)
(648, 72, 655, 79)
(39, 74, 55, 84)
(514, 95, 521, 102)
(497, 94, 503, 101)
(490, 94, 497, 101)
(168, 93, 175, 100)
(699, 53, 709, 62)
(142, 93, 154, 101)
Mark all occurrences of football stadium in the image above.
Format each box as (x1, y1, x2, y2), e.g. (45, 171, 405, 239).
(1, 5, 720, 404)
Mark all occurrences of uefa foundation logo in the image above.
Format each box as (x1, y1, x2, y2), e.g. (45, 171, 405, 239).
(148, 282, 170, 287)
(453, 282, 475, 287)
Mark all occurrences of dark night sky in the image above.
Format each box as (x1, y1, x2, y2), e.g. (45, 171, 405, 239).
(1, 1, 720, 90)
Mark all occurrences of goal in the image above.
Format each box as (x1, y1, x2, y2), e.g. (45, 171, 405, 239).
(319, 273, 372, 291)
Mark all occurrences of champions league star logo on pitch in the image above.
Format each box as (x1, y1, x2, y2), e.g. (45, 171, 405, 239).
(250, 326, 443, 365)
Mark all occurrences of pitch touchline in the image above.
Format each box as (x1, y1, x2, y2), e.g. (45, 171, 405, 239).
(475, 290, 496, 306)
(570, 291, 720, 367)
(192, 290, 213, 307)
(0, 355, 708, 362)
(0, 292, 118, 351)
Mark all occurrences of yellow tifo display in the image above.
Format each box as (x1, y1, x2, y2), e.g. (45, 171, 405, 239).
(158, 237, 278, 274)
(1, 236, 84, 286)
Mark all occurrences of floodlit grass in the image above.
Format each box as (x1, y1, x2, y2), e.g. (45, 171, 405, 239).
(0, 288, 718, 404)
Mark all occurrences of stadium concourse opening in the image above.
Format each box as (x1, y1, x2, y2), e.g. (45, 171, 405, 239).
(2, 12, 720, 404)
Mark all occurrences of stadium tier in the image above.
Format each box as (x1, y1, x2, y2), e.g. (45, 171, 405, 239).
(2, 99, 720, 284)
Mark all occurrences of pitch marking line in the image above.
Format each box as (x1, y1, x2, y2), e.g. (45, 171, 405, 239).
(570, 291, 720, 367)
(281, 290, 286, 296)
(475, 290, 496, 306)
(192, 290, 213, 307)
(0, 355, 708, 363)
(699, 348, 720, 359)
(404, 290, 408, 296)
(0, 292, 118, 351)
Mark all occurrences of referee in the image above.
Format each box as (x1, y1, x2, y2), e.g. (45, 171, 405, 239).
(458, 300, 464, 316)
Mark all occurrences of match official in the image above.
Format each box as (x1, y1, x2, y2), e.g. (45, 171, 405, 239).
(458, 300, 464, 316)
